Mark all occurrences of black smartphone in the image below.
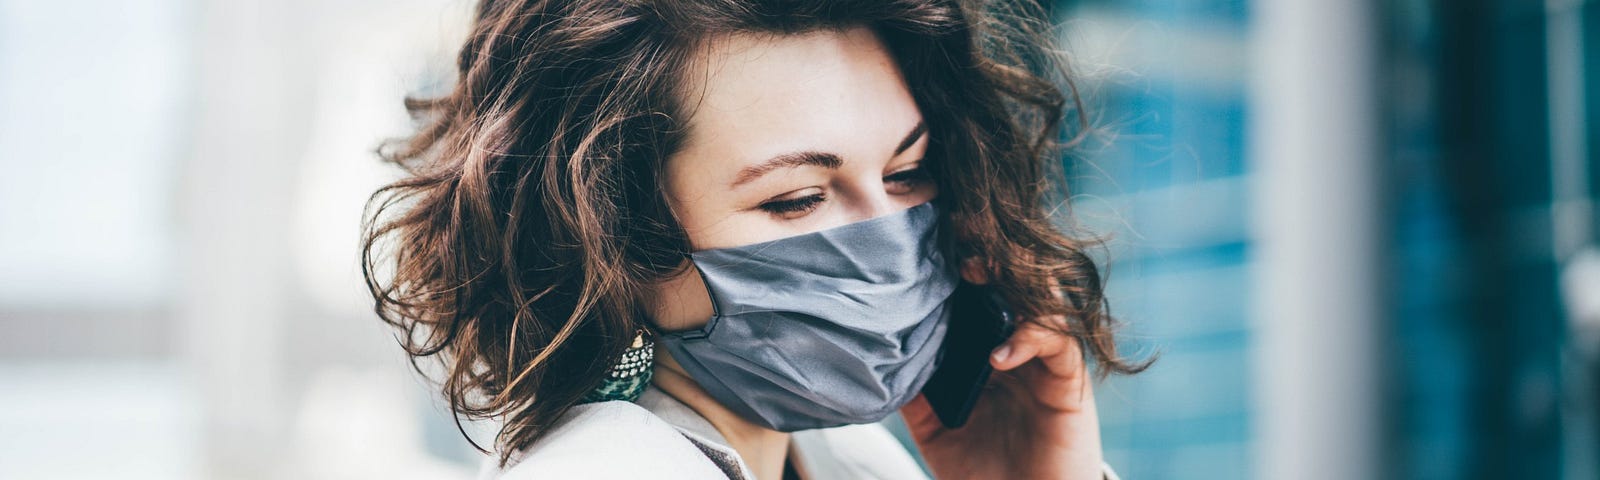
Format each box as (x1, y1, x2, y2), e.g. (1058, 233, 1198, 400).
(921, 282, 1016, 428)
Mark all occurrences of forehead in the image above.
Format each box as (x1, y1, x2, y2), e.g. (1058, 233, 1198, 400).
(671, 26, 922, 171)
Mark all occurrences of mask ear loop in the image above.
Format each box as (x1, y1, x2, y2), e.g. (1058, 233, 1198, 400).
(686, 256, 725, 335)
(638, 258, 725, 341)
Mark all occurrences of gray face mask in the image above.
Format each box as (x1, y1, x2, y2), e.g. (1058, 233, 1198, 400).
(654, 201, 959, 431)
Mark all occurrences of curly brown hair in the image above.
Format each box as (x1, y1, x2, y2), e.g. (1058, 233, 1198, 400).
(361, 0, 1147, 466)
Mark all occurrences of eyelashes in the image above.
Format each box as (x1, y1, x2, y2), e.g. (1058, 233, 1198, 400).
(758, 193, 826, 215)
(882, 166, 931, 187)
(752, 192, 819, 216)
(756, 166, 930, 217)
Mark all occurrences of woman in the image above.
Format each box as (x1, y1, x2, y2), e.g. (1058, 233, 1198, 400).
(362, 0, 1147, 478)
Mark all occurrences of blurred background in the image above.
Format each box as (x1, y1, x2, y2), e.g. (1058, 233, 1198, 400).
(0, 0, 1595, 479)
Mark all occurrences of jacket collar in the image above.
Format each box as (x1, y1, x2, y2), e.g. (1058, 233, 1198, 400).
(634, 385, 756, 480)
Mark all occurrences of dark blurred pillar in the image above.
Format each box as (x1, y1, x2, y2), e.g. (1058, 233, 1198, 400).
(1587, 3, 1600, 475)
(1435, 0, 1564, 478)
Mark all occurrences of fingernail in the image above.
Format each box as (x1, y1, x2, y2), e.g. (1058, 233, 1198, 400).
(992, 345, 1012, 363)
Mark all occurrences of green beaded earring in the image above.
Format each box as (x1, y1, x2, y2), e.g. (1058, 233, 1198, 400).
(581, 329, 655, 403)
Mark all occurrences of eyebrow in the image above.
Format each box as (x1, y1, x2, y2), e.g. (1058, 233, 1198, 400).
(893, 121, 928, 156)
(730, 121, 928, 187)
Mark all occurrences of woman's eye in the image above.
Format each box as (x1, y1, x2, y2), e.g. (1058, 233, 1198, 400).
(883, 166, 931, 188)
(757, 193, 825, 217)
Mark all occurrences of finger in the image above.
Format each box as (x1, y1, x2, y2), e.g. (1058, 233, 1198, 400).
(994, 319, 1087, 378)
(1018, 356, 1094, 412)
(1033, 332, 1086, 379)
(1005, 323, 1093, 407)
(990, 321, 1068, 371)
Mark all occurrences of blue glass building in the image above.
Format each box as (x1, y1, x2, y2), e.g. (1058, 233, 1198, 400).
(1047, 0, 1600, 478)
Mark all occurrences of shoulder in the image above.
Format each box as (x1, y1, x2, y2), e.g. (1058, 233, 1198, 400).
(476, 401, 730, 480)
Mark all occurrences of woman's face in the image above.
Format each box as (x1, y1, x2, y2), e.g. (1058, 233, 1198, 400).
(651, 26, 935, 330)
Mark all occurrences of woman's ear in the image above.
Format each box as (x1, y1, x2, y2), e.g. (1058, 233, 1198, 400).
(642, 260, 716, 332)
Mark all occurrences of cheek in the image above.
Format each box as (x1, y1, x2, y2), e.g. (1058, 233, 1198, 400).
(663, 170, 804, 250)
(664, 191, 756, 251)
(684, 213, 800, 251)
(663, 151, 810, 249)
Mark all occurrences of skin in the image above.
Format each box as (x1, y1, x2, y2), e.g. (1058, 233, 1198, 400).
(645, 26, 1103, 480)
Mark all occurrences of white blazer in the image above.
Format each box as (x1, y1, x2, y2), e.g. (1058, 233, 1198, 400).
(475, 385, 1120, 479)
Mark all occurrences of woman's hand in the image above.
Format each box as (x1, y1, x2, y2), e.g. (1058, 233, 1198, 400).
(900, 262, 1105, 480)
